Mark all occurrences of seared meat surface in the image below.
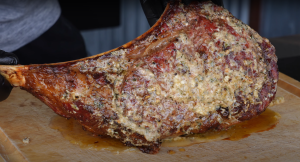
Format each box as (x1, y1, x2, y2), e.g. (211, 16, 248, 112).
(0, 1, 278, 154)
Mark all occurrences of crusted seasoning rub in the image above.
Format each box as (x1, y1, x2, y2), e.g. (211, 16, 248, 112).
(0, 1, 278, 154)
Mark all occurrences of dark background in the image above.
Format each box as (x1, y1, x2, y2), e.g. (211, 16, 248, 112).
(58, 0, 121, 30)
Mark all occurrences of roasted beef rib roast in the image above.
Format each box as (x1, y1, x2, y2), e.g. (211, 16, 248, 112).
(0, 1, 278, 154)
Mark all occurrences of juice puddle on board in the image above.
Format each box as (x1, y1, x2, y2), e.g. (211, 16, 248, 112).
(162, 108, 280, 147)
(49, 108, 281, 153)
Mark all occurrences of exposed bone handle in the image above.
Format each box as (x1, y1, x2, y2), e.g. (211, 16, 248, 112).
(0, 65, 26, 87)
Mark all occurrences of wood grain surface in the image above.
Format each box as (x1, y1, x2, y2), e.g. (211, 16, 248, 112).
(0, 72, 299, 162)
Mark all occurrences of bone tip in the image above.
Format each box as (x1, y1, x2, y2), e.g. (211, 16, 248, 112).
(0, 65, 25, 87)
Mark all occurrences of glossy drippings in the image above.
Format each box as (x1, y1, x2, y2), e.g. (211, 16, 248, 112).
(49, 108, 280, 152)
(162, 108, 281, 147)
(49, 117, 137, 153)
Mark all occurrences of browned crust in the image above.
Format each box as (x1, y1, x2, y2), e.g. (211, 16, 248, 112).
(0, 1, 278, 154)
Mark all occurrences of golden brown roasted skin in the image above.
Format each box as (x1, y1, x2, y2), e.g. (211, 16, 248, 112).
(0, 1, 278, 154)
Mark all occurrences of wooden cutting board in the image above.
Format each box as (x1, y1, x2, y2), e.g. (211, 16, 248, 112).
(0, 72, 300, 162)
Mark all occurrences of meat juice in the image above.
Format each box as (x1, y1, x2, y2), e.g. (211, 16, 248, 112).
(49, 108, 280, 153)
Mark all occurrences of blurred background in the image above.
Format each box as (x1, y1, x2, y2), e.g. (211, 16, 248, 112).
(59, 0, 300, 79)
